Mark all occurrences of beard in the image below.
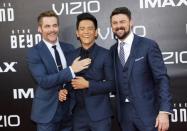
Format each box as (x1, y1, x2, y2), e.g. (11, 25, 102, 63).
(113, 26, 130, 40)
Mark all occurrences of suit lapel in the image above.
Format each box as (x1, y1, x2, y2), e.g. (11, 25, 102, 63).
(39, 41, 58, 73)
(90, 44, 99, 63)
(127, 35, 140, 79)
(112, 43, 120, 88)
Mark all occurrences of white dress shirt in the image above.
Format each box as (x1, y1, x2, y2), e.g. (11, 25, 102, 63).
(117, 31, 134, 63)
(43, 39, 75, 78)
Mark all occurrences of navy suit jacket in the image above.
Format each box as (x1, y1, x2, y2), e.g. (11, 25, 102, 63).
(27, 40, 74, 123)
(67, 44, 114, 121)
(110, 34, 172, 125)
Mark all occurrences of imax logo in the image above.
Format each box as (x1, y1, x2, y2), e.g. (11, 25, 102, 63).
(52, 1, 100, 15)
(0, 62, 17, 73)
(140, 0, 187, 8)
(0, 3, 15, 22)
(13, 88, 34, 99)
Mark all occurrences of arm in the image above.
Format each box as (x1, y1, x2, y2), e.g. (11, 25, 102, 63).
(27, 48, 91, 89)
(71, 52, 115, 95)
(147, 41, 172, 131)
(148, 41, 172, 113)
(27, 47, 73, 89)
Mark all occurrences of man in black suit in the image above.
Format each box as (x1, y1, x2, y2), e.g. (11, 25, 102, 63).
(59, 12, 114, 131)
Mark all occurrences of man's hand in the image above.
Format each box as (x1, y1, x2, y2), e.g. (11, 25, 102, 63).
(155, 112, 169, 131)
(58, 89, 68, 102)
(71, 57, 91, 73)
(71, 76, 89, 89)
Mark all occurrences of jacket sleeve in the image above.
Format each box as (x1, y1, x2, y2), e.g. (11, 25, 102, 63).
(26, 47, 73, 89)
(87, 52, 115, 95)
(147, 41, 173, 113)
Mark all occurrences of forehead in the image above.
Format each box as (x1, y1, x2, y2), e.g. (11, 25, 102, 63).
(41, 16, 58, 24)
(78, 20, 95, 27)
(111, 14, 129, 21)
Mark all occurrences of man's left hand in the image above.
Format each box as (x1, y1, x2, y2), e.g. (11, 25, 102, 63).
(71, 76, 89, 89)
(155, 112, 169, 131)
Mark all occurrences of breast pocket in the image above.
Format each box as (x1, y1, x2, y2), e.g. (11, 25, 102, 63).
(133, 56, 149, 73)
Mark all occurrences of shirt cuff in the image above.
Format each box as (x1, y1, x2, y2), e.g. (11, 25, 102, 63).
(159, 111, 172, 115)
(69, 66, 75, 78)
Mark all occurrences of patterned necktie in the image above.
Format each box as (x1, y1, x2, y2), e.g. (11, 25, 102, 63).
(119, 42, 125, 67)
(52, 45, 63, 71)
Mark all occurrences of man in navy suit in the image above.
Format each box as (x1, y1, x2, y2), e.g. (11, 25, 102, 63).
(110, 7, 173, 131)
(59, 13, 114, 131)
(27, 10, 91, 131)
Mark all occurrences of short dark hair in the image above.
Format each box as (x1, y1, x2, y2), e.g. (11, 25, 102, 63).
(37, 10, 59, 26)
(76, 13, 98, 29)
(110, 7, 131, 20)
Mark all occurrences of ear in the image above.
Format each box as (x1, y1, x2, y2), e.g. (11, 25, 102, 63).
(130, 19, 133, 28)
(76, 30, 79, 38)
(95, 29, 98, 38)
(38, 26, 42, 33)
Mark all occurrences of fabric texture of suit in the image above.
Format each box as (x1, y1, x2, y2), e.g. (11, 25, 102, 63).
(27, 40, 74, 124)
(67, 44, 114, 122)
(110, 34, 172, 127)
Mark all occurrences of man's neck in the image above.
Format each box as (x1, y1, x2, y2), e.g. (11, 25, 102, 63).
(81, 42, 94, 50)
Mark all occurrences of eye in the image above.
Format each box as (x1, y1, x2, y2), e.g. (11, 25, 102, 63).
(79, 27, 84, 31)
(112, 21, 117, 25)
(53, 24, 58, 27)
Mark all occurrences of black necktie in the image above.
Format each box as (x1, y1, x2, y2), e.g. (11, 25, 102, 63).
(52, 45, 63, 71)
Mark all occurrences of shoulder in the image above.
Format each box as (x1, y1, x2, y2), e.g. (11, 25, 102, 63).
(27, 41, 43, 54)
(109, 43, 117, 51)
(94, 44, 112, 60)
(136, 35, 157, 47)
(59, 41, 75, 50)
(95, 44, 109, 53)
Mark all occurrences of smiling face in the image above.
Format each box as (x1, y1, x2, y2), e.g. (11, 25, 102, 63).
(111, 13, 133, 40)
(38, 16, 59, 44)
(76, 20, 97, 49)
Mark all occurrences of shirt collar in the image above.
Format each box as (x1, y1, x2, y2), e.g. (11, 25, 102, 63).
(43, 38, 60, 49)
(81, 43, 95, 53)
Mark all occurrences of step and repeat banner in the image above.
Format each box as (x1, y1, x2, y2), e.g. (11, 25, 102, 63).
(0, 0, 187, 130)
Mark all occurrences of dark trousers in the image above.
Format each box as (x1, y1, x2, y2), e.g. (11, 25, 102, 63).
(73, 106, 111, 131)
(37, 102, 72, 131)
(37, 121, 72, 131)
(120, 102, 157, 131)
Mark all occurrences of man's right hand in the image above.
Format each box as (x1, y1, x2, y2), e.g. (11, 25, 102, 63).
(71, 56, 91, 73)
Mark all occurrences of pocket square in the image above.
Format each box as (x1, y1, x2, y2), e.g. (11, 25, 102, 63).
(135, 57, 144, 62)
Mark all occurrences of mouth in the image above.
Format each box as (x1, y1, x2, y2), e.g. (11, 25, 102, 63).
(48, 32, 57, 36)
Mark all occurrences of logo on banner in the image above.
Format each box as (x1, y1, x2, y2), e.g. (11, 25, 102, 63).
(98, 25, 146, 40)
(0, 3, 15, 22)
(171, 102, 187, 123)
(162, 51, 187, 64)
(0, 115, 20, 127)
(140, 0, 187, 8)
(10, 29, 41, 49)
(0, 62, 17, 73)
(52, 0, 100, 15)
(13, 88, 34, 99)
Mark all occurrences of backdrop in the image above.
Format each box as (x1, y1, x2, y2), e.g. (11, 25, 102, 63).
(0, 0, 187, 130)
